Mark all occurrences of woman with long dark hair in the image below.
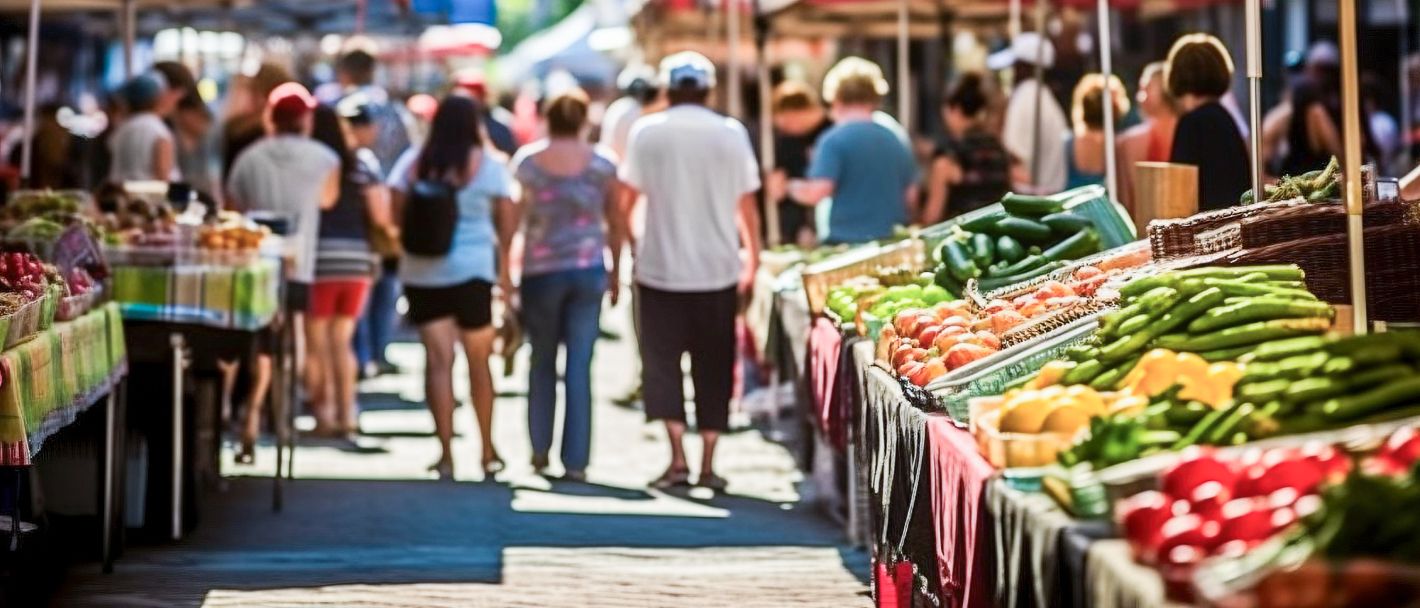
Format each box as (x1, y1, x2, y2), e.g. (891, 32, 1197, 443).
(308, 105, 392, 438)
(387, 96, 515, 480)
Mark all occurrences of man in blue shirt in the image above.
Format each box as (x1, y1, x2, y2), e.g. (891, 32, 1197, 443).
(790, 57, 919, 244)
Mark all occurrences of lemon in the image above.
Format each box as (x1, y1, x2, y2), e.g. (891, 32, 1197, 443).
(1040, 405, 1093, 435)
(1064, 385, 1106, 416)
(999, 401, 1052, 434)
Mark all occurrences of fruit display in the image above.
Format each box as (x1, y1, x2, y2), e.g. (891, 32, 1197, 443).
(879, 300, 1002, 387)
(2, 190, 84, 221)
(1240, 156, 1340, 205)
(0, 251, 49, 303)
(104, 197, 179, 247)
(931, 193, 1104, 296)
(825, 270, 953, 324)
(973, 384, 1113, 468)
(197, 217, 268, 252)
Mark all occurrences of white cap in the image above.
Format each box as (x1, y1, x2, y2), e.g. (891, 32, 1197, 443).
(987, 32, 1056, 71)
(659, 51, 716, 90)
(1306, 40, 1340, 67)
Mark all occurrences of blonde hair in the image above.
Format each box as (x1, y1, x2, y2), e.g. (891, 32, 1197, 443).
(1071, 73, 1130, 133)
(822, 57, 890, 106)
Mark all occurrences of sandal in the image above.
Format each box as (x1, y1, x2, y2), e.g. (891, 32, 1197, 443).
(234, 439, 255, 465)
(652, 467, 692, 490)
(482, 457, 505, 478)
(696, 473, 729, 492)
(428, 460, 454, 482)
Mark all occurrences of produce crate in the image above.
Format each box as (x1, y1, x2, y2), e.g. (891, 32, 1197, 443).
(800, 239, 924, 317)
(56, 286, 101, 322)
(919, 185, 1139, 255)
(928, 315, 1102, 424)
(3, 294, 46, 349)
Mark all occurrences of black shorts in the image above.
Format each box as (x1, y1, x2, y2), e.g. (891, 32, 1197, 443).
(636, 283, 737, 432)
(405, 279, 493, 329)
(257, 282, 311, 354)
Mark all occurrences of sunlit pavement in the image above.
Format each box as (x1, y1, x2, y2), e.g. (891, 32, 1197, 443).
(51, 307, 871, 607)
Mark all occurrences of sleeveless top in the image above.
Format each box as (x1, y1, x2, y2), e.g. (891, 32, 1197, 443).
(1063, 135, 1105, 190)
(512, 143, 617, 277)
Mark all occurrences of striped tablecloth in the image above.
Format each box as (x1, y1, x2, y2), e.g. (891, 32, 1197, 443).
(0, 302, 128, 465)
(111, 258, 280, 331)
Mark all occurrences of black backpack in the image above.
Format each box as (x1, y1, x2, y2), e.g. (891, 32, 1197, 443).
(401, 177, 459, 256)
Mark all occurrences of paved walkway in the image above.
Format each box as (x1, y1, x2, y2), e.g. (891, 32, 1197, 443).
(53, 310, 870, 607)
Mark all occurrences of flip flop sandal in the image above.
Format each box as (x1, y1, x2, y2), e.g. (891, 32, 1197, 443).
(652, 467, 692, 489)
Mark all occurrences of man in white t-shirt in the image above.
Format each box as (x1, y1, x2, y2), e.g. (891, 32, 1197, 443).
(619, 51, 762, 491)
(991, 32, 1070, 194)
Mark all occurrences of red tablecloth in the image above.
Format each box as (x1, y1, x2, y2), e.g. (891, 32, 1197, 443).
(807, 317, 846, 448)
(927, 415, 997, 607)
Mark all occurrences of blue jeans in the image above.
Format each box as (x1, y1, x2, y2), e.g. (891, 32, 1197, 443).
(520, 267, 605, 472)
(355, 267, 401, 367)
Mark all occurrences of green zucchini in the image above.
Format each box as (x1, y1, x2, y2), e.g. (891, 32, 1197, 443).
(1175, 265, 1305, 282)
(1245, 335, 1328, 363)
(1136, 287, 1182, 315)
(1239, 379, 1292, 403)
(1040, 212, 1095, 236)
(1117, 313, 1155, 337)
(994, 216, 1054, 245)
(1000, 192, 1065, 217)
(1348, 363, 1414, 389)
(1092, 354, 1144, 390)
(1320, 375, 1420, 421)
(1099, 332, 1152, 363)
(1198, 344, 1259, 362)
(934, 267, 963, 294)
(977, 261, 1067, 292)
(1283, 376, 1349, 405)
(1098, 303, 1145, 340)
(1147, 287, 1228, 338)
(1164, 401, 1211, 428)
(1062, 359, 1104, 385)
(961, 209, 1010, 233)
(1187, 299, 1334, 334)
(1041, 228, 1100, 262)
(943, 238, 981, 282)
(1199, 278, 1317, 301)
(1119, 275, 1179, 299)
(1173, 405, 1232, 450)
(1207, 403, 1257, 445)
(1155, 317, 1331, 352)
(987, 254, 1045, 278)
(970, 232, 995, 268)
(996, 236, 1026, 264)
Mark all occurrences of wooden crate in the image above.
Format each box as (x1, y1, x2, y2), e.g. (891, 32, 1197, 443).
(800, 239, 924, 317)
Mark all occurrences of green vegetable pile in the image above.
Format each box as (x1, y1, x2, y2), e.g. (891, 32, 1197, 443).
(1058, 390, 1197, 469)
(1304, 463, 1420, 563)
(825, 272, 953, 323)
(932, 193, 1102, 296)
(1229, 332, 1420, 439)
(1058, 265, 1332, 392)
(1240, 156, 1340, 205)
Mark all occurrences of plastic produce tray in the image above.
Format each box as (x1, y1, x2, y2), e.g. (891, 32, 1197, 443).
(927, 314, 1103, 424)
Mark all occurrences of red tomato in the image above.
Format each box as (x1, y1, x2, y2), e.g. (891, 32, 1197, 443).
(1187, 481, 1232, 522)
(1218, 498, 1275, 544)
(1161, 448, 1239, 501)
(916, 326, 942, 349)
(1117, 491, 1178, 563)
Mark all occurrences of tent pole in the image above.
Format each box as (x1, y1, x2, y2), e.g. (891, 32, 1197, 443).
(19, 0, 39, 184)
(754, 10, 779, 247)
(726, 0, 742, 118)
(123, 0, 136, 78)
(1338, 0, 1367, 333)
(896, 0, 909, 130)
(1246, 0, 1263, 205)
(1097, 0, 1117, 202)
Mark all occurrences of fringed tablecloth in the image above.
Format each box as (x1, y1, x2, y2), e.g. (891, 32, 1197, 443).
(926, 416, 996, 608)
(0, 302, 127, 465)
(111, 258, 279, 330)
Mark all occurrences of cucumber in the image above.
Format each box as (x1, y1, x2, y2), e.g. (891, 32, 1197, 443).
(1062, 359, 1105, 385)
(1199, 278, 1317, 301)
(1147, 287, 1229, 338)
(1284, 376, 1349, 405)
(961, 209, 1009, 233)
(1137, 287, 1182, 315)
(1199, 344, 1259, 362)
(978, 261, 1067, 292)
(1092, 354, 1144, 390)
(1041, 228, 1100, 262)
(1174, 406, 1232, 450)
(994, 216, 1055, 245)
(1098, 302, 1146, 340)
(1064, 344, 1099, 362)
(1175, 265, 1305, 282)
(1207, 403, 1257, 445)
(1000, 192, 1064, 217)
(943, 238, 981, 282)
(970, 232, 996, 268)
(1099, 332, 1152, 363)
(1164, 401, 1211, 428)
(1246, 335, 1328, 362)
(1348, 363, 1413, 389)
(988, 254, 1045, 278)
(1119, 275, 1179, 299)
(996, 236, 1026, 264)
(1040, 212, 1095, 236)
(934, 267, 963, 294)
(1239, 379, 1291, 403)
(1320, 375, 1420, 421)
(1155, 317, 1331, 352)
(1187, 299, 1334, 334)
(1117, 313, 1155, 337)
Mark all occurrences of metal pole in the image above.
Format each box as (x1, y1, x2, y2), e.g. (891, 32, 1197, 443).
(1246, 0, 1263, 202)
(171, 333, 185, 540)
(896, 0, 910, 130)
(726, 0, 742, 119)
(122, 0, 136, 78)
(1338, 0, 1368, 333)
(1398, 0, 1412, 171)
(102, 389, 116, 573)
(1097, 0, 1117, 202)
(19, 0, 40, 183)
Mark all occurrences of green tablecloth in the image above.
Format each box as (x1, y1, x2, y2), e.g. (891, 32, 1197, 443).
(0, 302, 127, 465)
(111, 259, 279, 331)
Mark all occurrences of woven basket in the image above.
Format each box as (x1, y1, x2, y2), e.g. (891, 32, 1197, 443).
(1147, 200, 1308, 260)
(800, 239, 925, 316)
(1235, 199, 1419, 250)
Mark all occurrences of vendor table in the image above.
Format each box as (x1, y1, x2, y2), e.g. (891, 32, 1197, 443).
(111, 257, 290, 541)
(0, 303, 128, 572)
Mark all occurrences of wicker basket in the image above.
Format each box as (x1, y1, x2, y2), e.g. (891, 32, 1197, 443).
(1147, 199, 1308, 260)
(800, 239, 925, 316)
(3, 294, 46, 349)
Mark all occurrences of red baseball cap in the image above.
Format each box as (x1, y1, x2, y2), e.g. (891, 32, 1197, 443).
(452, 69, 487, 100)
(267, 81, 317, 117)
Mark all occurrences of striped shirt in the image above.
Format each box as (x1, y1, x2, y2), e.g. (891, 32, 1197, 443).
(315, 149, 380, 279)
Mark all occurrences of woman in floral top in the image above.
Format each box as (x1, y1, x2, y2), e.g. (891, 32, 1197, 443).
(509, 89, 627, 481)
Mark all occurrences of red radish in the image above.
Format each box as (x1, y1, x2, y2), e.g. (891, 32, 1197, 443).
(1162, 448, 1238, 501)
(1158, 514, 1222, 557)
(1301, 442, 1352, 480)
(1383, 427, 1420, 469)
(1188, 481, 1232, 521)
(1234, 464, 1267, 498)
(1218, 498, 1274, 543)
(1270, 506, 1299, 535)
(1265, 487, 1301, 511)
(1255, 457, 1325, 497)
(1117, 491, 1178, 561)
